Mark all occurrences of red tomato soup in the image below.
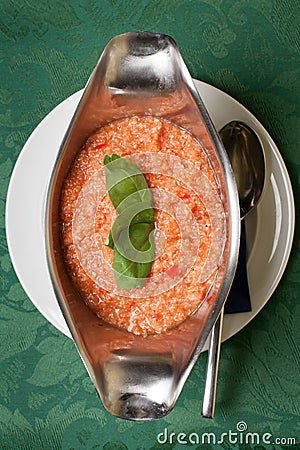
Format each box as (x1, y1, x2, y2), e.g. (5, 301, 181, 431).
(61, 116, 226, 336)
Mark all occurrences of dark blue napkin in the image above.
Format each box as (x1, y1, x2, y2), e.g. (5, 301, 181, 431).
(224, 221, 252, 314)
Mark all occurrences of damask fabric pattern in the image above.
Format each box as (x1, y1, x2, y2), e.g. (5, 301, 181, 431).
(0, 0, 299, 449)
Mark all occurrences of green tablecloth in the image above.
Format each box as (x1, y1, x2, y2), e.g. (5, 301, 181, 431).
(1, 1, 299, 449)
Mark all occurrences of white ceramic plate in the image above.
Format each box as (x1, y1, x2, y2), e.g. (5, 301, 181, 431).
(6, 80, 295, 348)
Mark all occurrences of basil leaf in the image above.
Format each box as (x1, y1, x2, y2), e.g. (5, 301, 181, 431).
(131, 206, 155, 225)
(112, 221, 155, 263)
(104, 204, 154, 250)
(103, 154, 155, 289)
(104, 230, 114, 249)
(113, 224, 155, 289)
(103, 154, 152, 213)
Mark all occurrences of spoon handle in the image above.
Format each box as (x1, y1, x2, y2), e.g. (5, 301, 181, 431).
(201, 307, 224, 418)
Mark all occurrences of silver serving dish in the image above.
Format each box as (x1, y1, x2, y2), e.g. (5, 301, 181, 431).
(45, 32, 240, 421)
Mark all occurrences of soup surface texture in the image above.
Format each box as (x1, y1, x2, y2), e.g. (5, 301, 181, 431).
(61, 116, 226, 336)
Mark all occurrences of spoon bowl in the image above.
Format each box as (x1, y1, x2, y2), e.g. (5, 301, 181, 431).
(219, 121, 265, 219)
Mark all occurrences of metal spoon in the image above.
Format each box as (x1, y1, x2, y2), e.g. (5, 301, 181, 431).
(201, 120, 265, 418)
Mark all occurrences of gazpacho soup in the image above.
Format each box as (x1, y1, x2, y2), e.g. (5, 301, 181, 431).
(60, 115, 226, 336)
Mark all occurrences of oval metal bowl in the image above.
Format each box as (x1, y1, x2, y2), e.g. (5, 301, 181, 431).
(45, 32, 240, 421)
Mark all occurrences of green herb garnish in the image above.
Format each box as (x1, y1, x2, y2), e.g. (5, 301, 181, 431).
(103, 154, 155, 289)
